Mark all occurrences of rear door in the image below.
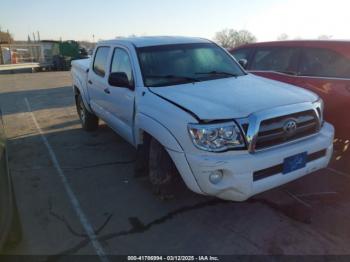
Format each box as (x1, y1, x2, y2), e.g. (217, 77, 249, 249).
(295, 47, 350, 138)
(249, 46, 300, 86)
(88, 46, 111, 118)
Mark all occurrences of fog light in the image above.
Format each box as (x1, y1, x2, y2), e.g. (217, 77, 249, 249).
(209, 170, 223, 184)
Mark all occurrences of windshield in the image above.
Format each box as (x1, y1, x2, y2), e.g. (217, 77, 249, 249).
(137, 43, 246, 87)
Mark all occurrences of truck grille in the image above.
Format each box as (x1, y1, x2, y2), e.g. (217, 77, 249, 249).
(255, 110, 320, 150)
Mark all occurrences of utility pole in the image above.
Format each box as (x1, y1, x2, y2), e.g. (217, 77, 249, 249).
(6, 29, 11, 44)
(0, 25, 3, 64)
(0, 46, 3, 65)
(37, 31, 40, 42)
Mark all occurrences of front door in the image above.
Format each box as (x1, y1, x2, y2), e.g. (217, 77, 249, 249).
(104, 47, 135, 144)
(249, 46, 300, 86)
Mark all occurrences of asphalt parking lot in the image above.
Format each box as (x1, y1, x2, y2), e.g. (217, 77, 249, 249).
(0, 72, 350, 258)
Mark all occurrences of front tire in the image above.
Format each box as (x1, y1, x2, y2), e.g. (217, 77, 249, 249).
(149, 138, 180, 199)
(76, 94, 99, 131)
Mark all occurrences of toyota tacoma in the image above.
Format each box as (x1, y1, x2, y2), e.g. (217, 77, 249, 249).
(71, 36, 334, 201)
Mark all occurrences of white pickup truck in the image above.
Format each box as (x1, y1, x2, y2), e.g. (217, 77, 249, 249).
(71, 36, 334, 201)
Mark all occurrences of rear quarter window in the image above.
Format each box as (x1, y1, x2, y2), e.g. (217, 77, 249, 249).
(299, 47, 350, 79)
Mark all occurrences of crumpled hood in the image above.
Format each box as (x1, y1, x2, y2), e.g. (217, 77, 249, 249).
(150, 74, 318, 120)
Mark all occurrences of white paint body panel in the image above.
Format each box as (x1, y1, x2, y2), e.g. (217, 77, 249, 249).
(71, 36, 334, 201)
(150, 74, 318, 120)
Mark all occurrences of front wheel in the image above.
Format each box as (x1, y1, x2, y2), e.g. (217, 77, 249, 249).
(148, 138, 181, 199)
(76, 94, 99, 131)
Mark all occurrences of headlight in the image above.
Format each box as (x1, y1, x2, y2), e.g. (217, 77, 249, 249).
(188, 122, 245, 152)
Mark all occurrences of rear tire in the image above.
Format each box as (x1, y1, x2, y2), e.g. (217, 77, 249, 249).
(76, 94, 99, 131)
(149, 138, 180, 200)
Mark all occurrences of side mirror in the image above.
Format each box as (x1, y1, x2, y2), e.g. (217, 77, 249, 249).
(108, 72, 132, 88)
(238, 59, 248, 69)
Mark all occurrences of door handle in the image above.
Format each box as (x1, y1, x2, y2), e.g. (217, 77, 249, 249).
(104, 88, 110, 94)
(88, 80, 93, 84)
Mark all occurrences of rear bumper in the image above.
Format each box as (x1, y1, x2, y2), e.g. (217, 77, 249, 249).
(179, 122, 334, 201)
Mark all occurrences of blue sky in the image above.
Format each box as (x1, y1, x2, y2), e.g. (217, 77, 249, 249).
(1, 0, 349, 42)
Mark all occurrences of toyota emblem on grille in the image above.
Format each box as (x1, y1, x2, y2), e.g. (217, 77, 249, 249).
(283, 119, 297, 136)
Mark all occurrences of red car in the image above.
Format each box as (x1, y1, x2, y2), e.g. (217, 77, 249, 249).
(230, 40, 350, 139)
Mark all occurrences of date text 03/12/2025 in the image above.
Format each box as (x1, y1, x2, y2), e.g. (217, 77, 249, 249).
(127, 255, 220, 261)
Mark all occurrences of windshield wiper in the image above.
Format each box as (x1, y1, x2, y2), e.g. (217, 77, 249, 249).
(195, 71, 239, 77)
(145, 75, 201, 83)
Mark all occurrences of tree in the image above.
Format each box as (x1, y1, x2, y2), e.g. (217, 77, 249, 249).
(293, 36, 303, 40)
(214, 29, 256, 49)
(318, 35, 332, 40)
(0, 30, 13, 44)
(277, 33, 289, 41)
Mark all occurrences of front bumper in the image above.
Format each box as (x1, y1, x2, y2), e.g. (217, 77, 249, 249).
(179, 122, 334, 201)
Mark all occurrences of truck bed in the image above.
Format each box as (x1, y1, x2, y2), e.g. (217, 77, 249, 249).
(71, 58, 90, 97)
(71, 58, 90, 73)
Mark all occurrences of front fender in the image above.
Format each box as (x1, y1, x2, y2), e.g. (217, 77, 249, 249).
(134, 113, 203, 194)
(135, 113, 183, 152)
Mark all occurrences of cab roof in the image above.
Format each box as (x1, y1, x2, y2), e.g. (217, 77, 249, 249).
(99, 36, 212, 48)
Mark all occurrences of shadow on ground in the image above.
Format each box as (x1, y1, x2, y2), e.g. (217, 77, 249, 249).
(0, 86, 73, 116)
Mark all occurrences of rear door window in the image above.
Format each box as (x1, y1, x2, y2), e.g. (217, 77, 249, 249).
(299, 47, 350, 79)
(93, 47, 110, 77)
(250, 47, 299, 74)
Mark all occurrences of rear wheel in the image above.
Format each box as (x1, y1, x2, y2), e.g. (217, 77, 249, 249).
(76, 94, 99, 131)
(148, 138, 180, 200)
